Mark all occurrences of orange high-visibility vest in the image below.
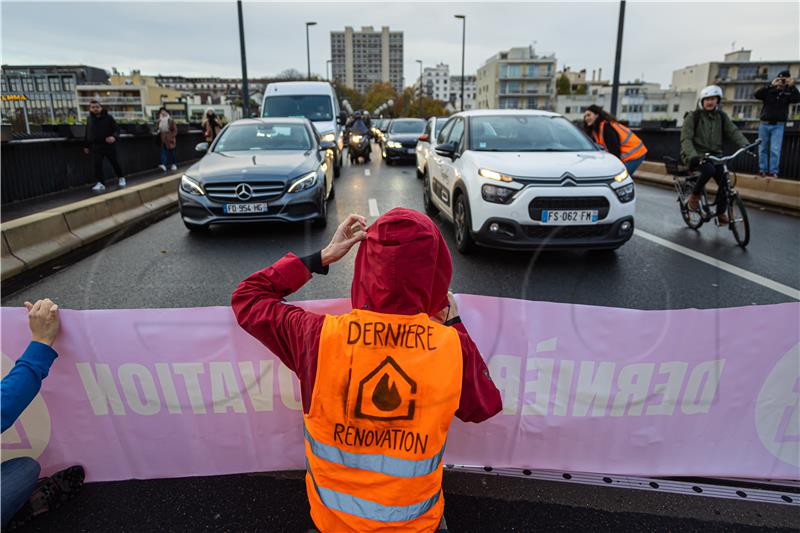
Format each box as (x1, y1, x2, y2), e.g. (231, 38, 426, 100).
(303, 309, 463, 533)
(594, 120, 648, 163)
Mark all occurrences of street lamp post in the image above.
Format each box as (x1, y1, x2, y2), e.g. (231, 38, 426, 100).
(610, 0, 626, 117)
(237, 0, 250, 117)
(455, 14, 466, 111)
(306, 21, 317, 80)
(416, 60, 423, 101)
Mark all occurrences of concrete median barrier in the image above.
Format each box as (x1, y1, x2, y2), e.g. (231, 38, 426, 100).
(1, 174, 181, 281)
(637, 161, 800, 212)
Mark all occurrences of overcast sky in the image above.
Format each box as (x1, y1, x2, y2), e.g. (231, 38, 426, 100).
(2, 1, 798, 89)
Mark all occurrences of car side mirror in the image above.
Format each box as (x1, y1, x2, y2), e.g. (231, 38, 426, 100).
(434, 142, 457, 159)
(195, 142, 209, 153)
(337, 111, 347, 125)
(319, 140, 336, 151)
(418, 134, 430, 142)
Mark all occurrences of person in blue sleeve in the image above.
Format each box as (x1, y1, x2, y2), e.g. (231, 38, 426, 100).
(1, 298, 85, 529)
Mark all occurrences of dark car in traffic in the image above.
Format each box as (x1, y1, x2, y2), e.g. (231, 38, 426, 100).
(381, 118, 426, 165)
(178, 118, 335, 231)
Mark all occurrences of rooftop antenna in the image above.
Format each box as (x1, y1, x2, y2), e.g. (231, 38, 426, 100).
(731, 41, 736, 51)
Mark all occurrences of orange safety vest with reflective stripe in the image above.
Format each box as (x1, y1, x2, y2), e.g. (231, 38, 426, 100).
(303, 309, 463, 533)
(593, 120, 648, 163)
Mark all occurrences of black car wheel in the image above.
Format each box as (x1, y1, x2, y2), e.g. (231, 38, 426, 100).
(422, 170, 437, 216)
(334, 152, 341, 178)
(453, 192, 475, 254)
(313, 189, 328, 228)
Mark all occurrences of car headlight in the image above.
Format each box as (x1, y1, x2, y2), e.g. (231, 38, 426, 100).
(351, 134, 363, 143)
(287, 171, 318, 193)
(613, 169, 630, 182)
(614, 182, 635, 203)
(479, 168, 513, 183)
(321, 132, 336, 143)
(482, 184, 516, 204)
(386, 141, 402, 149)
(180, 174, 204, 196)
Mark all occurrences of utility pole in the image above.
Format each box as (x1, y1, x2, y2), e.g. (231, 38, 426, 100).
(455, 14, 466, 111)
(306, 21, 317, 80)
(610, 0, 626, 117)
(237, 0, 250, 117)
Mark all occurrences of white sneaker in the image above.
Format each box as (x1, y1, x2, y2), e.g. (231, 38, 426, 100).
(118, 177, 127, 188)
(91, 182, 106, 192)
(158, 164, 167, 172)
(170, 164, 177, 171)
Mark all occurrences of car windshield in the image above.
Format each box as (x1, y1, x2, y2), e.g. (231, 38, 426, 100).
(469, 115, 596, 152)
(263, 95, 333, 122)
(389, 120, 426, 134)
(213, 123, 311, 152)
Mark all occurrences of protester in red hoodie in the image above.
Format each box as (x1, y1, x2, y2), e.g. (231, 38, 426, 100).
(232, 208, 502, 533)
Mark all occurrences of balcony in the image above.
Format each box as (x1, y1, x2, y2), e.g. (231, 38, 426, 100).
(78, 96, 142, 105)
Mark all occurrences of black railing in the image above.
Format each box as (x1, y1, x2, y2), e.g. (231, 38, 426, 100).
(1, 131, 205, 205)
(635, 128, 800, 180)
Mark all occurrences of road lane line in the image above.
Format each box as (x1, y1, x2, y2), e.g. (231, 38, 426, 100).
(369, 198, 380, 217)
(634, 229, 800, 300)
(364, 169, 371, 176)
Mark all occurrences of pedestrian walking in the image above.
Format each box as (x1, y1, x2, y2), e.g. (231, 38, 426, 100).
(754, 70, 800, 177)
(202, 108, 222, 143)
(1, 299, 86, 530)
(83, 100, 125, 192)
(156, 107, 178, 172)
(232, 209, 502, 532)
(583, 104, 648, 177)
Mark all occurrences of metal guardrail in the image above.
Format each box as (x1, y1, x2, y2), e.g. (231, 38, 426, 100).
(1, 131, 205, 204)
(635, 128, 800, 180)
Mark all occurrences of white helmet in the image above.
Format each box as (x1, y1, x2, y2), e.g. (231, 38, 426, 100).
(698, 85, 723, 108)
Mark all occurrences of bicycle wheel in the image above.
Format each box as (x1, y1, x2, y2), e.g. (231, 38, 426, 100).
(728, 193, 750, 248)
(680, 201, 704, 229)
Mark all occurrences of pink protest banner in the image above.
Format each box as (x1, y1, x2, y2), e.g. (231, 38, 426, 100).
(1, 296, 798, 482)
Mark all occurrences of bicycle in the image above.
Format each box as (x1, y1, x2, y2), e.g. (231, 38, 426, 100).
(667, 140, 760, 248)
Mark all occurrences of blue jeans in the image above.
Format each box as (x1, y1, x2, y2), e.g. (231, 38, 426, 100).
(624, 155, 645, 177)
(1, 457, 40, 527)
(160, 146, 177, 168)
(758, 123, 784, 174)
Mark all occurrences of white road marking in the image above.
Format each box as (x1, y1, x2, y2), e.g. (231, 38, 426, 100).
(368, 198, 380, 217)
(364, 169, 371, 176)
(634, 229, 800, 300)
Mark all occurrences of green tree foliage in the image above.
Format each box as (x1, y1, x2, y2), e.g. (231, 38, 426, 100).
(363, 82, 400, 116)
(575, 84, 587, 95)
(557, 74, 572, 95)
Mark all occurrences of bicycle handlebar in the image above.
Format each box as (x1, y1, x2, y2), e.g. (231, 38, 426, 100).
(704, 139, 761, 164)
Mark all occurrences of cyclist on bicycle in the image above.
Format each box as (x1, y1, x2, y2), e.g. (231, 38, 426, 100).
(680, 85, 749, 224)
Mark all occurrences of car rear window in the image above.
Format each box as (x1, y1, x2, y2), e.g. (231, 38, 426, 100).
(214, 123, 312, 152)
(263, 95, 333, 122)
(389, 120, 426, 134)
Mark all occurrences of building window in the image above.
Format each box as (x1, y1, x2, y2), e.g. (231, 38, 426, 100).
(565, 106, 571, 113)
(734, 85, 754, 100)
(673, 104, 680, 112)
(737, 65, 757, 81)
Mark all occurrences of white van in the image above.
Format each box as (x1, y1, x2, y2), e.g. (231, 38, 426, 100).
(262, 81, 345, 177)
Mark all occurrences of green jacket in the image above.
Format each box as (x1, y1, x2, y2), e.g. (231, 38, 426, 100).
(680, 109, 749, 165)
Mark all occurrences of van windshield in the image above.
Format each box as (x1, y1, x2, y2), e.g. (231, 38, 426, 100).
(263, 95, 333, 122)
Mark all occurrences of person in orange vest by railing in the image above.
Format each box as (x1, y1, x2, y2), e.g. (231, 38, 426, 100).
(232, 208, 503, 532)
(583, 104, 648, 177)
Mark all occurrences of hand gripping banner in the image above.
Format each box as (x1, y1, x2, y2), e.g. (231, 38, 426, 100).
(1, 296, 798, 482)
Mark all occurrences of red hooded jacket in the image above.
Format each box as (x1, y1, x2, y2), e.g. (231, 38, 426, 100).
(231, 208, 502, 422)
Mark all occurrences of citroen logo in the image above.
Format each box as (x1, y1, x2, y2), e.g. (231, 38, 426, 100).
(235, 183, 253, 201)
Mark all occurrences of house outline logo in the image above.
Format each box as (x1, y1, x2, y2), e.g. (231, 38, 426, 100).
(1, 353, 51, 460)
(354, 356, 416, 421)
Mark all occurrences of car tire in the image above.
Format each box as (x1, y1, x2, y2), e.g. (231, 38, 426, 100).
(386, 158, 394, 166)
(334, 153, 341, 178)
(422, 170, 437, 216)
(453, 192, 476, 254)
(328, 178, 336, 200)
(183, 220, 209, 233)
(313, 190, 328, 228)
(417, 165, 424, 179)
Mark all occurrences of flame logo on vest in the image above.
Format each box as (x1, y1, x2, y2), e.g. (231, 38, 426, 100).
(1, 353, 51, 460)
(355, 356, 416, 421)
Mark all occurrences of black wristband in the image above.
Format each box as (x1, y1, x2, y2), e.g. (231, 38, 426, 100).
(444, 316, 462, 327)
(299, 251, 329, 275)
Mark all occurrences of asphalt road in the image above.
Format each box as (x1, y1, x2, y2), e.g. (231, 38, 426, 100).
(4, 145, 799, 531)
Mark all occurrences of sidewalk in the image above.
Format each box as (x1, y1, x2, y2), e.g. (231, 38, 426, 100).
(1, 163, 193, 223)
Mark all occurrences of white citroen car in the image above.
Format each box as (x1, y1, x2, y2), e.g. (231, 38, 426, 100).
(422, 110, 635, 253)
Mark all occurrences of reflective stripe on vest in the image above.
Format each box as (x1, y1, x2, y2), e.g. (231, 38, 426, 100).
(304, 424, 445, 478)
(307, 459, 441, 523)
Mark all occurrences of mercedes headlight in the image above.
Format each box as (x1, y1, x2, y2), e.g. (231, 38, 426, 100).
(287, 171, 318, 193)
(387, 141, 402, 149)
(180, 174, 204, 196)
(321, 132, 336, 143)
(479, 168, 513, 183)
